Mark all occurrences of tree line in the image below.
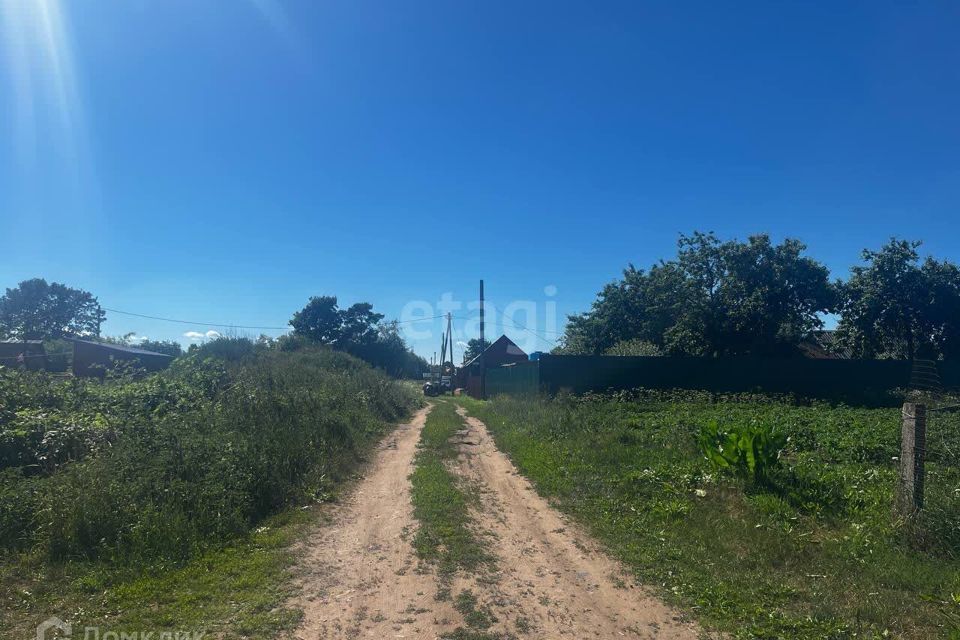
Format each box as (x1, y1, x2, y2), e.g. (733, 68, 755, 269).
(558, 234, 960, 361)
(0, 280, 427, 378)
(286, 295, 427, 377)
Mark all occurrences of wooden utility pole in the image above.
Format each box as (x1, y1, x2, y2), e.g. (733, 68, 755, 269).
(446, 313, 453, 368)
(897, 402, 927, 516)
(439, 327, 447, 383)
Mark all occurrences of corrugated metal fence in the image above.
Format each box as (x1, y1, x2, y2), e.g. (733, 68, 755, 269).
(484, 355, 960, 400)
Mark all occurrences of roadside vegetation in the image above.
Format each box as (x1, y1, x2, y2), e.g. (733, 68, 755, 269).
(409, 400, 491, 578)
(0, 338, 419, 638)
(409, 400, 509, 640)
(457, 391, 960, 639)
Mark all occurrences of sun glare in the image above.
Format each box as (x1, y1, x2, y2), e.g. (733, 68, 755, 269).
(1, 0, 84, 166)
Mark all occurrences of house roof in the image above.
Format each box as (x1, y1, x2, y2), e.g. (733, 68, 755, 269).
(798, 330, 852, 360)
(462, 335, 527, 368)
(69, 338, 174, 358)
(0, 340, 44, 345)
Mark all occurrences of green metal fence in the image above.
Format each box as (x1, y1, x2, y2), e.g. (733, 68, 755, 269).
(485, 361, 540, 396)
(483, 355, 960, 402)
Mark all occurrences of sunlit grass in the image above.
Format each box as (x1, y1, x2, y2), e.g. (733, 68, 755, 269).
(456, 393, 960, 639)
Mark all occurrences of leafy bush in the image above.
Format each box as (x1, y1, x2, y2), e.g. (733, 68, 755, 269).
(697, 419, 787, 485)
(0, 469, 40, 550)
(1, 409, 110, 474)
(0, 339, 419, 566)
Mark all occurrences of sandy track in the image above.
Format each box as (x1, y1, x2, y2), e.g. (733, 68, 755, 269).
(449, 406, 700, 639)
(293, 402, 701, 639)
(292, 405, 460, 639)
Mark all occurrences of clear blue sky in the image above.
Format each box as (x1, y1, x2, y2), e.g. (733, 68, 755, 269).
(2, 1, 958, 360)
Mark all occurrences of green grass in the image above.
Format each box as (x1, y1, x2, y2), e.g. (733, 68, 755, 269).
(0, 338, 420, 640)
(456, 391, 960, 639)
(409, 399, 492, 577)
(1, 506, 317, 640)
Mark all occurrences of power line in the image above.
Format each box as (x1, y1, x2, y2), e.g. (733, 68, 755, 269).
(103, 307, 449, 331)
(462, 304, 559, 347)
(103, 308, 290, 330)
(390, 314, 449, 325)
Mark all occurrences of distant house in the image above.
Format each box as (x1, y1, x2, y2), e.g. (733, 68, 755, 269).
(798, 330, 852, 360)
(0, 340, 47, 371)
(71, 339, 174, 378)
(456, 335, 528, 398)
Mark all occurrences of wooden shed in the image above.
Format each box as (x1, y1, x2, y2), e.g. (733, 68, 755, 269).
(71, 339, 174, 378)
(457, 335, 528, 398)
(0, 340, 47, 371)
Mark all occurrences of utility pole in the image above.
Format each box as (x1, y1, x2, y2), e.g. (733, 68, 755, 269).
(439, 325, 448, 384)
(480, 280, 486, 400)
(480, 280, 485, 346)
(446, 313, 453, 371)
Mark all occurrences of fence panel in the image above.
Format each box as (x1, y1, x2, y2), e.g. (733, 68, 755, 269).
(537, 354, 918, 400)
(486, 355, 960, 403)
(486, 361, 540, 397)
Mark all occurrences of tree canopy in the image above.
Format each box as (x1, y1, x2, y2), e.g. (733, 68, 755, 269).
(289, 295, 343, 344)
(559, 233, 837, 357)
(835, 239, 960, 360)
(0, 279, 105, 340)
(289, 296, 426, 377)
(462, 338, 491, 363)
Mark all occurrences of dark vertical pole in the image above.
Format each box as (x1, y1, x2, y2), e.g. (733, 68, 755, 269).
(479, 280, 486, 400)
(480, 280, 485, 346)
(445, 313, 453, 393)
(439, 327, 447, 384)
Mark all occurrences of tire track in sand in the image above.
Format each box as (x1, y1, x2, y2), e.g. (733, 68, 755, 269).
(446, 405, 701, 639)
(292, 402, 703, 639)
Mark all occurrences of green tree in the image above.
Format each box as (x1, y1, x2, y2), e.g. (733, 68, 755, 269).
(462, 338, 490, 363)
(836, 239, 960, 360)
(137, 339, 184, 357)
(672, 232, 836, 356)
(556, 263, 687, 354)
(289, 296, 342, 344)
(348, 321, 428, 378)
(558, 233, 836, 357)
(340, 302, 384, 346)
(604, 338, 663, 356)
(290, 296, 426, 377)
(0, 278, 105, 340)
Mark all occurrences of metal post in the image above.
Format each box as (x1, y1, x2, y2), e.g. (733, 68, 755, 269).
(897, 402, 926, 516)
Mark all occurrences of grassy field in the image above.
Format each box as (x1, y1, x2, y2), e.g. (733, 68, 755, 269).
(456, 390, 960, 639)
(0, 339, 419, 639)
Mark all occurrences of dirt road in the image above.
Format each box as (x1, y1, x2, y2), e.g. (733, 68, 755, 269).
(293, 403, 701, 639)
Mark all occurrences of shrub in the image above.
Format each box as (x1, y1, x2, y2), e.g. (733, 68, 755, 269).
(0, 342, 419, 566)
(697, 419, 787, 485)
